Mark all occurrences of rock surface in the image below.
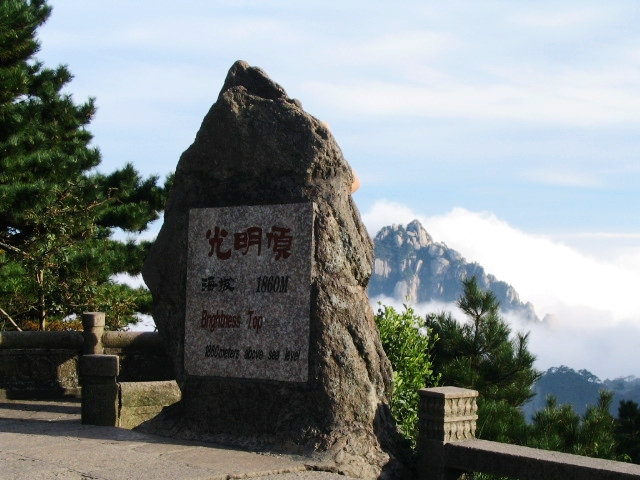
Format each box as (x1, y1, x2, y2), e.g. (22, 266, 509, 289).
(369, 220, 539, 322)
(142, 61, 407, 479)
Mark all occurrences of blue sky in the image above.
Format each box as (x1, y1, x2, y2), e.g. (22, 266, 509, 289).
(36, 1, 640, 378)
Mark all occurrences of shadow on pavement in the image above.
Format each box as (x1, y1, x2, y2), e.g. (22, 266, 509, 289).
(0, 400, 80, 415)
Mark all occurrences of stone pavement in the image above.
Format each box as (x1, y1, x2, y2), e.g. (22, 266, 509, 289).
(0, 399, 358, 480)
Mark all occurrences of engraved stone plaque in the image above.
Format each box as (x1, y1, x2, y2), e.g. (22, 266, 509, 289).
(184, 203, 313, 382)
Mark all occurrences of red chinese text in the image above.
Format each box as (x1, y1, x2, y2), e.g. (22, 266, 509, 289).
(205, 225, 293, 260)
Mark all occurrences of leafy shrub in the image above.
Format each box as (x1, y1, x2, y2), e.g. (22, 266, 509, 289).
(374, 303, 440, 443)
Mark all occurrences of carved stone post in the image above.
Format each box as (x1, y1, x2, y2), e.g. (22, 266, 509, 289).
(417, 387, 479, 480)
(80, 354, 119, 426)
(82, 312, 105, 355)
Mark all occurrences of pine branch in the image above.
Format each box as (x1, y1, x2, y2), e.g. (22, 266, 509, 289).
(0, 240, 32, 259)
(0, 306, 22, 331)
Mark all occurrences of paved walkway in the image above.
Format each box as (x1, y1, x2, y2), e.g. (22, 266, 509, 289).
(0, 399, 357, 480)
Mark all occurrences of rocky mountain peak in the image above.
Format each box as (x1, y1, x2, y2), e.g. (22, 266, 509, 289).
(369, 220, 539, 323)
(406, 219, 433, 248)
(374, 219, 433, 250)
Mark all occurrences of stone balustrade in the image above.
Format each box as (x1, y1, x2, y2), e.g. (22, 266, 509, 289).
(0, 313, 172, 399)
(418, 386, 640, 480)
(419, 386, 478, 442)
(4, 322, 640, 479)
(82, 312, 105, 355)
(80, 354, 120, 426)
(0, 330, 83, 398)
(79, 353, 181, 428)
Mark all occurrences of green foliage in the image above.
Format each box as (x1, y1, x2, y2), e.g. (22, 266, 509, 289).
(426, 277, 539, 444)
(0, 0, 169, 330)
(616, 400, 640, 463)
(529, 391, 620, 460)
(576, 391, 618, 459)
(374, 303, 440, 444)
(476, 398, 530, 445)
(424, 277, 633, 476)
(419, 276, 638, 467)
(529, 395, 581, 452)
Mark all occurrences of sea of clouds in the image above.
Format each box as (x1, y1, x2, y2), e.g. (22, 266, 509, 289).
(363, 200, 640, 380)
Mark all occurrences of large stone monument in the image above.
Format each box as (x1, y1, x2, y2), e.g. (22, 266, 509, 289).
(142, 61, 407, 479)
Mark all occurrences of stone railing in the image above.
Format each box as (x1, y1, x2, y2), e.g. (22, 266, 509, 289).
(418, 387, 640, 480)
(0, 312, 173, 399)
(80, 354, 181, 428)
(0, 329, 83, 398)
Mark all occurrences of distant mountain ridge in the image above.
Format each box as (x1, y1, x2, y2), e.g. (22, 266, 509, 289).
(368, 219, 539, 322)
(522, 366, 640, 418)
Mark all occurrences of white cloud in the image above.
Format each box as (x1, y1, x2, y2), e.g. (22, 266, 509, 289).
(42, 10, 299, 53)
(523, 169, 603, 187)
(362, 200, 423, 236)
(334, 30, 458, 66)
(510, 313, 640, 379)
(41, 2, 640, 132)
(33, 2, 640, 373)
(302, 27, 640, 127)
(363, 199, 640, 376)
(510, 8, 603, 29)
(363, 201, 640, 322)
(614, 246, 640, 273)
(89, 63, 221, 110)
(371, 296, 640, 379)
(302, 69, 640, 126)
(370, 295, 466, 321)
(423, 207, 640, 324)
(556, 232, 640, 240)
(108, 17, 299, 52)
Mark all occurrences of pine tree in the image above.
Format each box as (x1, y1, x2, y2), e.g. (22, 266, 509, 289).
(529, 395, 581, 453)
(426, 277, 539, 443)
(616, 400, 640, 463)
(530, 391, 620, 461)
(0, 0, 169, 330)
(576, 391, 618, 459)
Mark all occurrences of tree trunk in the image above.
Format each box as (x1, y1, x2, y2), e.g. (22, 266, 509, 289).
(37, 269, 46, 330)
